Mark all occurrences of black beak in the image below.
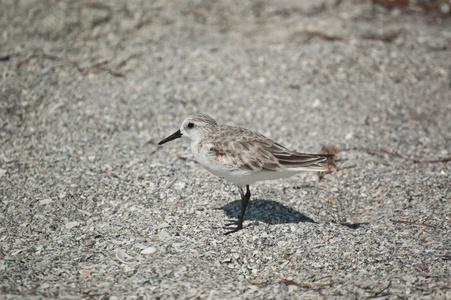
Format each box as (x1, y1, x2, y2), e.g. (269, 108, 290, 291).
(158, 129, 182, 145)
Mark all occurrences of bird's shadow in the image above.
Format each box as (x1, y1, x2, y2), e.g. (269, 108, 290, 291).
(217, 199, 316, 225)
(340, 222, 369, 229)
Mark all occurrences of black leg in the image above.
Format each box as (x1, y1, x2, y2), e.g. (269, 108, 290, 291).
(224, 185, 251, 235)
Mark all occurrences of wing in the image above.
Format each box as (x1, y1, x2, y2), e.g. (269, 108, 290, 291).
(265, 143, 331, 169)
(209, 126, 331, 173)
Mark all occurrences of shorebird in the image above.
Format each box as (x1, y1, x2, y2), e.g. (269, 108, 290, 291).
(158, 114, 333, 234)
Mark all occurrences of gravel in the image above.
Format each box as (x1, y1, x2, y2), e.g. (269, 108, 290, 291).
(1, 0, 450, 299)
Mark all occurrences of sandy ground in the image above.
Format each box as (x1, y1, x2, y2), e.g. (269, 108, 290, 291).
(1, 0, 450, 299)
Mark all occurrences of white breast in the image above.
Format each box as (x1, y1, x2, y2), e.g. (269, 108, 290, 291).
(190, 140, 240, 179)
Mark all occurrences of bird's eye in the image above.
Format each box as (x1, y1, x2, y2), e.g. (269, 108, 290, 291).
(187, 122, 194, 128)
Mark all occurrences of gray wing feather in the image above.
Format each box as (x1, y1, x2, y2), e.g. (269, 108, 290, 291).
(210, 126, 332, 172)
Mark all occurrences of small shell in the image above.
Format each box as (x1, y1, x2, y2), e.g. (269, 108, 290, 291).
(141, 247, 157, 255)
(65, 221, 79, 229)
(79, 269, 91, 277)
(115, 248, 134, 263)
(39, 198, 53, 205)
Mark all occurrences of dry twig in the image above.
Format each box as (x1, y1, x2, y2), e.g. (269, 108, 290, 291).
(303, 30, 343, 41)
(390, 219, 440, 230)
(326, 145, 451, 164)
(16, 54, 125, 77)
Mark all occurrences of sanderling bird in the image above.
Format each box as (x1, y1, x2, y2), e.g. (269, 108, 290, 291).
(158, 114, 333, 234)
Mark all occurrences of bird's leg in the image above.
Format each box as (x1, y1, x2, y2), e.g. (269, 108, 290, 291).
(224, 185, 251, 235)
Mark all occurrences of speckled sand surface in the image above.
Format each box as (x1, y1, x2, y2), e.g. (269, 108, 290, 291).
(1, 0, 450, 299)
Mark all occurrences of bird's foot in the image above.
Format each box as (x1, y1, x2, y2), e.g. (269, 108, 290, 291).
(223, 220, 243, 235)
